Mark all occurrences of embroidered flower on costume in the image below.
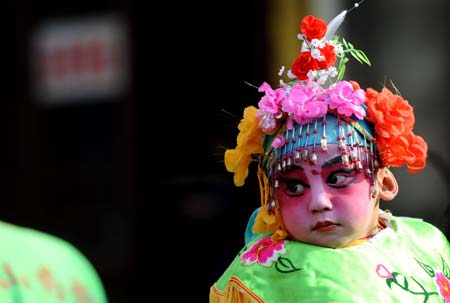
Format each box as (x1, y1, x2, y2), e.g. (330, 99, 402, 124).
(241, 237, 287, 267)
(375, 264, 394, 279)
(376, 260, 450, 301)
(435, 271, 450, 302)
(365, 87, 428, 173)
(225, 106, 263, 186)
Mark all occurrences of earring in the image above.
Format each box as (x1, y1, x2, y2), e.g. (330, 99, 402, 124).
(370, 186, 378, 198)
(267, 199, 276, 213)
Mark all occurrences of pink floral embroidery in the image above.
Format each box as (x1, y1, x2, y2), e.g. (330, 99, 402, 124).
(375, 264, 393, 279)
(37, 266, 66, 301)
(72, 280, 93, 303)
(37, 267, 56, 291)
(435, 271, 450, 302)
(241, 237, 287, 267)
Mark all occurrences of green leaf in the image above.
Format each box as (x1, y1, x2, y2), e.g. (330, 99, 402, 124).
(275, 257, 301, 273)
(400, 275, 409, 289)
(386, 278, 394, 289)
(386, 272, 399, 289)
(354, 50, 372, 66)
(337, 63, 346, 81)
(415, 258, 435, 278)
(342, 38, 349, 49)
(349, 50, 364, 64)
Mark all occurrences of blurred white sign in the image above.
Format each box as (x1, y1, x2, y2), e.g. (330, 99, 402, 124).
(31, 14, 130, 105)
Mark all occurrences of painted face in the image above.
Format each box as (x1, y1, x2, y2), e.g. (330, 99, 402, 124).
(275, 144, 379, 248)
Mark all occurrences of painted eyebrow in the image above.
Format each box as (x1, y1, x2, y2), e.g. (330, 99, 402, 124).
(291, 155, 341, 170)
(321, 156, 342, 168)
(289, 165, 304, 171)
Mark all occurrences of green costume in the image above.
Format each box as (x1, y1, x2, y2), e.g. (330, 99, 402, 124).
(0, 221, 107, 303)
(210, 216, 450, 303)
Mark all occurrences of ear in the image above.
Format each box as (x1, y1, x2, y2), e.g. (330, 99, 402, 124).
(375, 167, 398, 201)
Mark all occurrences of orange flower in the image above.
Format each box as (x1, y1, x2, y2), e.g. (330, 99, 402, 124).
(365, 87, 428, 173)
(376, 132, 428, 173)
(366, 87, 414, 138)
(225, 106, 263, 186)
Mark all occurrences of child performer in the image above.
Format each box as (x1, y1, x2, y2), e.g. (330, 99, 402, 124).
(210, 6, 450, 303)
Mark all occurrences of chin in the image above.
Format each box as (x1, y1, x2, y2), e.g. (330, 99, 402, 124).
(297, 237, 343, 248)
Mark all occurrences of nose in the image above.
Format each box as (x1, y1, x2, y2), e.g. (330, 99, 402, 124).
(309, 184, 333, 212)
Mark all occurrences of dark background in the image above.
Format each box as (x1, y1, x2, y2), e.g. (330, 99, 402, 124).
(9, 0, 450, 302)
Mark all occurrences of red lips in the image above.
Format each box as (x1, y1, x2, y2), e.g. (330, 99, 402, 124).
(313, 221, 338, 231)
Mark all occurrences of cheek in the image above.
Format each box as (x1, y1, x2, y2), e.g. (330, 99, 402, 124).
(280, 206, 306, 232)
(277, 193, 308, 223)
(336, 182, 373, 216)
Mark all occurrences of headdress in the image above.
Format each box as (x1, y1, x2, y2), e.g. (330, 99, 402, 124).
(224, 5, 428, 241)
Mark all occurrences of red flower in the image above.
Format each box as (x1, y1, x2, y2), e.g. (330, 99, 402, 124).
(291, 52, 319, 80)
(317, 44, 336, 69)
(300, 15, 327, 41)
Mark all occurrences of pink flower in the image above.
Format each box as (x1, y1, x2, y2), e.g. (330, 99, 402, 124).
(256, 82, 286, 133)
(257, 109, 279, 133)
(327, 81, 366, 119)
(241, 237, 287, 267)
(376, 264, 394, 279)
(258, 82, 285, 114)
(282, 83, 327, 124)
(435, 271, 450, 302)
(271, 135, 286, 148)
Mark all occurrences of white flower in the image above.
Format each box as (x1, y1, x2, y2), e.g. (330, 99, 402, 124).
(311, 49, 325, 61)
(287, 69, 296, 79)
(311, 38, 325, 48)
(307, 70, 318, 81)
(334, 44, 344, 56)
(327, 67, 338, 77)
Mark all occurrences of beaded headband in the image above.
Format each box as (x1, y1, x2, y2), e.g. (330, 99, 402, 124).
(224, 4, 428, 240)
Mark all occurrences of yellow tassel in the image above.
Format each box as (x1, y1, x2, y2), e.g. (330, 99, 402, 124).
(252, 210, 267, 234)
(272, 229, 288, 242)
(257, 166, 268, 209)
(210, 277, 266, 303)
(210, 283, 224, 303)
(254, 167, 269, 234)
(254, 167, 289, 241)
